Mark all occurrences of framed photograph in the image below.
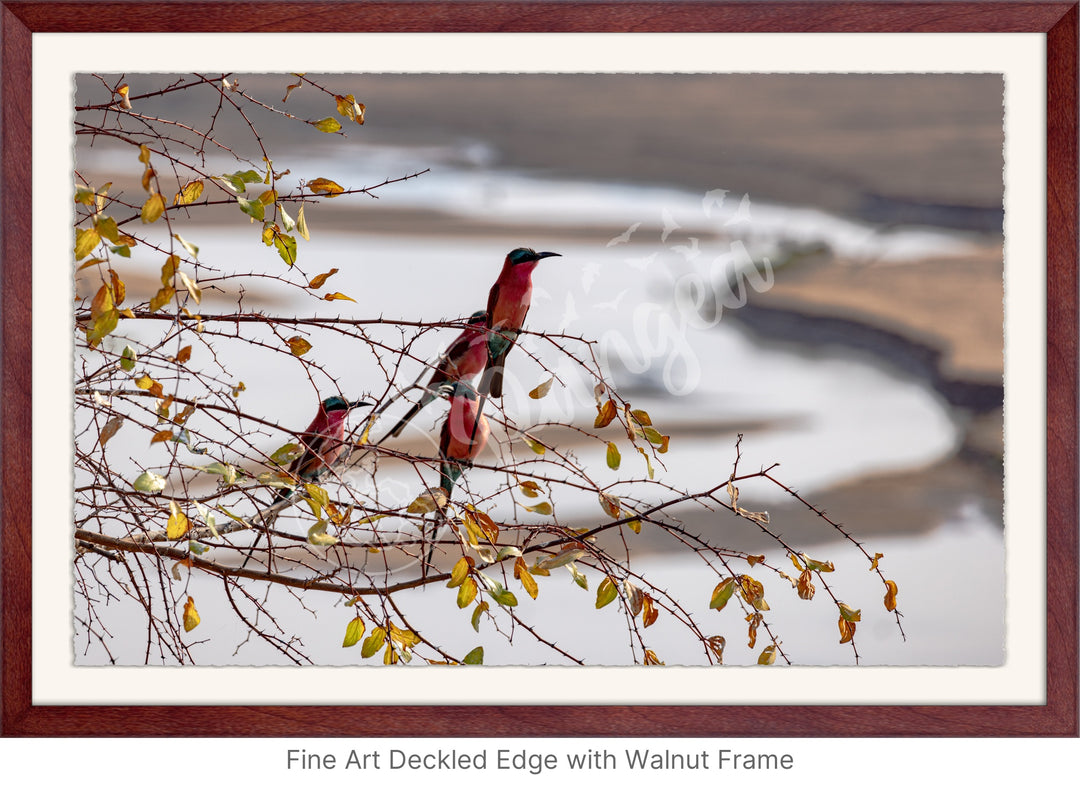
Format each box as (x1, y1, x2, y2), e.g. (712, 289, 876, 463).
(1, 1, 1075, 737)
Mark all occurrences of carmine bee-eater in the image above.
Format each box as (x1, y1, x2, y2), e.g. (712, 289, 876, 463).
(479, 247, 561, 399)
(274, 395, 372, 502)
(242, 396, 371, 569)
(388, 310, 488, 438)
(438, 381, 491, 497)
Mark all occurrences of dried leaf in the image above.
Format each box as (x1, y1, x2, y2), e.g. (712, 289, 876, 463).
(286, 336, 312, 357)
(98, 416, 123, 447)
(642, 593, 658, 628)
(182, 596, 200, 632)
(598, 492, 621, 519)
(870, 552, 884, 571)
(178, 271, 201, 304)
(308, 268, 339, 289)
(307, 178, 344, 196)
(322, 291, 355, 302)
(594, 398, 617, 428)
(884, 580, 899, 612)
(528, 376, 554, 399)
(757, 644, 778, 665)
(514, 558, 538, 600)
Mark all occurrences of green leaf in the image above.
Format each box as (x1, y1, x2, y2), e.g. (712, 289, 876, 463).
(132, 471, 166, 493)
(710, 578, 737, 611)
(342, 616, 366, 648)
(274, 232, 298, 266)
(270, 443, 301, 465)
(94, 215, 120, 243)
(462, 646, 484, 665)
(307, 520, 338, 546)
(522, 500, 552, 515)
(237, 196, 265, 221)
(470, 601, 489, 632)
(595, 576, 618, 609)
(606, 442, 621, 470)
(487, 582, 518, 608)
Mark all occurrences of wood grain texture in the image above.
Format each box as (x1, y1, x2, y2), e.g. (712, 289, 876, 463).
(1, 0, 1076, 737)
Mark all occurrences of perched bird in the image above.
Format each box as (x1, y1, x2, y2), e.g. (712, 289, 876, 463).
(438, 381, 491, 497)
(388, 310, 488, 438)
(242, 396, 370, 569)
(274, 395, 372, 502)
(480, 247, 561, 398)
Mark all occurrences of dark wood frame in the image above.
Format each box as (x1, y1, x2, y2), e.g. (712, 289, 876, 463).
(1, 1, 1075, 737)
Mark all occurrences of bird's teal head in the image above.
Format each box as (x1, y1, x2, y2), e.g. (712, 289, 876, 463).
(322, 396, 371, 413)
(466, 309, 488, 325)
(507, 247, 561, 266)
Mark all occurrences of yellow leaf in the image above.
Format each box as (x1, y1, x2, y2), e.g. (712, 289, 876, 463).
(361, 626, 386, 658)
(757, 644, 777, 665)
(257, 189, 277, 206)
(182, 596, 200, 632)
(523, 500, 552, 516)
(407, 488, 447, 514)
(629, 408, 652, 426)
(342, 616, 366, 648)
(884, 580, 899, 612)
(322, 291, 356, 302)
(870, 552, 884, 571)
(95, 215, 120, 244)
(148, 286, 175, 313)
(594, 398, 617, 428)
(141, 167, 155, 192)
(138, 144, 152, 164)
(287, 336, 312, 357)
(514, 558, 538, 600)
(296, 203, 310, 240)
(173, 180, 204, 206)
(456, 577, 478, 609)
(308, 268, 339, 289)
(796, 569, 816, 600)
(746, 554, 765, 567)
(74, 227, 100, 260)
(141, 193, 165, 224)
(335, 93, 365, 124)
(522, 435, 546, 455)
(528, 376, 554, 399)
(307, 178, 344, 196)
(167, 501, 189, 540)
(838, 602, 862, 623)
(313, 117, 343, 133)
(517, 480, 543, 498)
(643, 649, 664, 666)
(178, 271, 201, 304)
(447, 556, 472, 588)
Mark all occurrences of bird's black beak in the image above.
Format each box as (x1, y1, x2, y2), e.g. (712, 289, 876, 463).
(535, 251, 561, 261)
(349, 399, 373, 409)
